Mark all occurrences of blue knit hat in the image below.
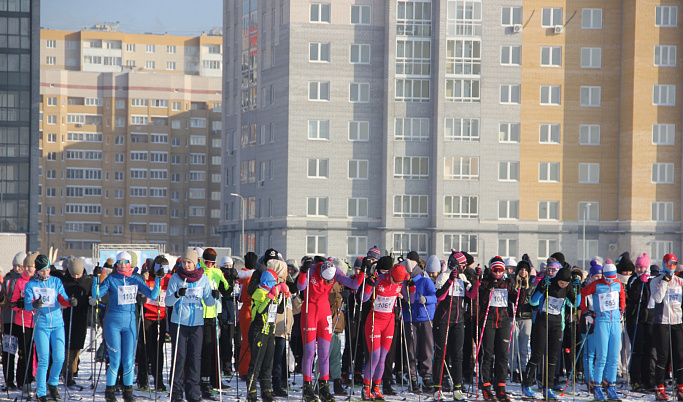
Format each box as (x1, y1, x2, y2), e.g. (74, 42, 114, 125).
(367, 246, 381, 260)
(589, 260, 603, 277)
(259, 269, 278, 291)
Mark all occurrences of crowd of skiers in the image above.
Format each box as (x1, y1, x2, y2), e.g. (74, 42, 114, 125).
(2, 247, 682, 402)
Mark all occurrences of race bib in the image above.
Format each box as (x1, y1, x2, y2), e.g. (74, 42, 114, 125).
(117, 285, 137, 305)
(667, 287, 682, 305)
(185, 287, 202, 304)
(374, 295, 396, 313)
(286, 297, 292, 310)
(448, 279, 465, 297)
(490, 288, 508, 308)
(147, 292, 166, 307)
(267, 303, 277, 323)
(327, 315, 333, 334)
(2, 334, 17, 355)
(33, 287, 56, 308)
(542, 296, 564, 315)
(599, 291, 619, 312)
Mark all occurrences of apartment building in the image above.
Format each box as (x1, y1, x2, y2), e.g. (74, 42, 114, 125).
(38, 28, 223, 257)
(0, 0, 40, 250)
(220, 1, 683, 267)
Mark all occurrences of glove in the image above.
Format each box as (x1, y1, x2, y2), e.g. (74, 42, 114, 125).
(407, 278, 415, 287)
(176, 287, 187, 297)
(475, 266, 482, 278)
(92, 266, 102, 276)
(33, 296, 43, 309)
(69, 297, 78, 307)
(542, 276, 552, 287)
(301, 257, 313, 274)
(228, 268, 239, 281)
(366, 275, 376, 288)
(572, 277, 581, 287)
(88, 296, 98, 306)
(586, 315, 594, 325)
(155, 268, 165, 278)
(10, 297, 24, 309)
(278, 282, 289, 293)
(640, 273, 650, 282)
(418, 295, 426, 305)
(341, 289, 350, 299)
(664, 274, 672, 282)
(267, 285, 280, 299)
(450, 270, 459, 281)
(211, 289, 220, 299)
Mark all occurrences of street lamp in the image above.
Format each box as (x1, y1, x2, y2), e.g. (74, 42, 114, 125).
(583, 203, 591, 269)
(230, 193, 245, 256)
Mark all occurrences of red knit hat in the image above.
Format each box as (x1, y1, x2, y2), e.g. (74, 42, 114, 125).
(390, 264, 410, 283)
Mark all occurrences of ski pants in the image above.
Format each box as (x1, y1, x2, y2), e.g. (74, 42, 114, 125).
(524, 316, 562, 389)
(272, 336, 286, 390)
(404, 320, 434, 379)
(654, 323, 683, 385)
(593, 319, 621, 385)
(201, 317, 218, 387)
(627, 321, 654, 386)
(247, 322, 275, 392)
(479, 320, 510, 388)
(509, 318, 532, 374)
(364, 313, 394, 385)
(301, 302, 332, 382)
(34, 325, 65, 398)
(433, 320, 464, 387)
(237, 305, 252, 376)
(582, 332, 596, 384)
(329, 331, 344, 381)
(169, 323, 203, 401)
(3, 322, 16, 386)
(104, 311, 137, 386)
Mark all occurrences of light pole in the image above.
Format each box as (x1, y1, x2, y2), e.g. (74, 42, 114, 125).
(230, 193, 245, 256)
(583, 203, 591, 269)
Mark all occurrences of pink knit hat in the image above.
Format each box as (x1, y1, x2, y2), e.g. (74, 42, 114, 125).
(635, 253, 650, 268)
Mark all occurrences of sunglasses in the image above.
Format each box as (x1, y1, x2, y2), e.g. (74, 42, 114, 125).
(492, 267, 505, 273)
(117, 260, 130, 265)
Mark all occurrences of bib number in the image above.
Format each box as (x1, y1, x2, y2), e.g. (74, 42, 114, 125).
(33, 287, 56, 308)
(117, 285, 137, 306)
(185, 287, 202, 304)
(267, 303, 278, 323)
(542, 296, 564, 315)
(448, 279, 465, 297)
(374, 295, 396, 313)
(668, 287, 682, 305)
(2, 335, 17, 355)
(147, 292, 166, 307)
(490, 288, 508, 308)
(598, 291, 619, 312)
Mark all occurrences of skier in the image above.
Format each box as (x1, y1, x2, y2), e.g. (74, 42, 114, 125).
(626, 253, 654, 392)
(508, 257, 534, 384)
(580, 262, 626, 401)
(581, 260, 602, 393)
(298, 257, 365, 402)
(2, 251, 25, 391)
(92, 251, 163, 402)
(522, 262, 579, 400)
(11, 251, 38, 398)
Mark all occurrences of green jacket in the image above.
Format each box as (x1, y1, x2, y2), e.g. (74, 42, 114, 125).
(202, 266, 231, 319)
(251, 288, 283, 335)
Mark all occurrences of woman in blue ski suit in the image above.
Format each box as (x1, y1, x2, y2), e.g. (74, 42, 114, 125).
(581, 261, 603, 393)
(92, 251, 161, 402)
(24, 255, 76, 402)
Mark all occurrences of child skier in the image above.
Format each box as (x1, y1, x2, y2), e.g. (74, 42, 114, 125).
(625, 253, 654, 392)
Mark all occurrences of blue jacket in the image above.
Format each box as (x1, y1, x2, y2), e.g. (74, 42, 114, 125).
(24, 276, 69, 329)
(165, 273, 215, 327)
(91, 273, 160, 314)
(401, 273, 436, 322)
(581, 279, 625, 323)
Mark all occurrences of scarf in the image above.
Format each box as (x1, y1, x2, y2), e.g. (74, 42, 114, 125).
(176, 264, 204, 283)
(117, 264, 133, 277)
(33, 272, 49, 282)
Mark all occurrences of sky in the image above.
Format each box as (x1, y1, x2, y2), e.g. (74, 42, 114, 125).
(41, 0, 223, 35)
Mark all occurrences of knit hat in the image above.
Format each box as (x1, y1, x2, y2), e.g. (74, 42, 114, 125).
(23, 251, 38, 267)
(547, 261, 562, 277)
(353, 256, 364, 269)
(504, 257, 517, 267)
(448, 250, 467, 269)
(220, 256, 233, 267)
(651, 264, 661, 276)
(407, 251, 420, 263)
(263, 248, 279, 264)
(12, 252, 26, 266)
(550, 252, 566, 265)
(426, 255, 441, 273)
(376, 256, 393, 272)
(268, 259, 288, 281)
(66, 256, 84, 276)
(617, 257, 635, 274)
(635, 253, 650, 268)
(400, 259, 418, 274)
(490, 255, 505, 272)
(117, 251, 132, 263)
(259, 269, 278, 291)
(555, 267, 572, 282)
(516, 260, 531, 274)
(181, 249, 198, 263)
(367, 246, 381, 260)
(390, 264, 410, 283)
(602, 263, 617, 279)
(244, 252, 258, 269)
(589, 260, 603, 277)
(321, 260, 336, 281)
(203, 248, 217, 262)
(35, 255, 50, 271)
(592, 256, 604, 266)
(521, 254, 534, 268)
(104, 258, 114, 268)
(462, 252, 474, 266)
(616, 252, 630, 265)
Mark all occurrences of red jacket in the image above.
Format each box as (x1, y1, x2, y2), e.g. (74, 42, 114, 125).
(143, 274, 171, 320)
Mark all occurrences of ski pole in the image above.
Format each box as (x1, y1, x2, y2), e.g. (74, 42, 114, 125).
(474, 264, 480, 402)
(545, 286, 549, 402)
(93, 275, 100, 401)
(155, 289, 162, 402)
(64, 304, 74, 402)
(507, 287, 522, 352)
(19, 310, 38, 402)
(213, 282, 222, 402)
(406, 287, 421, 402)
(436, 279, 455, 402)
(140, 306, 152, 399)
(168, 279, 187, 402)
(349, 270, 367, 399)
(283, 293, 290, 402)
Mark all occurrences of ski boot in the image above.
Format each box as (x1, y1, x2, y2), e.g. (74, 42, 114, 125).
(303, 381, 319, 402)
(273, 388, 288, 397)
(497, 385, 511, 402)
(122, 385, 136, 402)
(201, 382, 217, 401)
(606, 384, 621, 401)
(246, 390, 258, 402)
(482, 384, 496, 401)
(453, 385, 467, 401)
(334, 379, 347, 396)
(588, 380, 596, 394)
(37, 397, 48, 402)
(319, 380, 335, 402)
(105, 385, 118, 402)
(47, 385, 60, 401)
(522, 384, 537, 398)
(382, 380, 396, 396)
(370, 384, 385, 401)
(361, 385, 373, 401)
(422, 376, 434, 393)
(594, 386, 607, 401)
(261, 389, 275, 402)
(410, 377, 420, 393)
(656, 384, 670, 401)
(544, 388, 558, 400)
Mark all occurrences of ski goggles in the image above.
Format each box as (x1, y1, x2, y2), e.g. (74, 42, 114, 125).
(117, 259, 130, 265)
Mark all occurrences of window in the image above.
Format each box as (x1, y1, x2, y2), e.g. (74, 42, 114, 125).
(444, 196, 478, 218)
(150, 152, 168, 163)
(499, 200, 519, 220)
(308, 159, 329, 178)
(393, 233, 427, 254)
(445, 79, 480, 102)
(582, 9, 602, 29)
(115, 117, 125, 127)
(46, 115, 57, 125)
(538, 201, 560, 220)
(188, 207, 205, 217)
(498, 239, 518, 259)
(539, 162, 560, 182)
(125, 43, 135, 52)
(444, 234, 478, 256)
(309, 43, 330, 62)
(130, 205, 147, 215)
(348, 236, 369, 257)
(579, 48, 602, 69)
(46, 133, 57, 142)
(171, 155, 181, 164)
(444, 156, 479, 180)
(499, 123, 520, 143)
(348, 198, 368, 218)
(500, 84, 521, 104)
(131, 115, 148, 125)
(395, 79, 429, 102)
(580, 125, 601, 145)
(656, 6, 678, 27)
(46, 39, 56, 48)
(655, 46, 677, 66)
(308, 120, 329, 140)
(579, 202, 599, 221)
(540, 85, 561, 105)
(46, 152, 57, 161)
(395, 156, 429, 179)
(130, 169, 147, 179)
(653, 85, 676, 106)
(189, 135, 206, 146)
(651, 241, 674, 261)
(351, 5, 371, 25)
(190, 154, 206, 164)
(395, 118, 429, 141)
(653, 124, 675, 145)
(446, 39, 481, 75)
(45, 57, 56, 65)
(130, 151, 148, 161)
(579, 163, 600, 183)
(349, 121, 369, 141)
(309, 82, 330, 101)
(349, 160, 369, 179)
(538, 239, 559, 261)
(499, 161, 519, 181)
(130, 187, 148, 197)
(172, 102, 181, 111)
(541, 46, 562, 67)
(445, 118, 479, 141)
(393, 195, 428, 218)
(500, 46, 521, 65)
(46, 97, 57, 107)
(501, 6, 522, 26)
(542, 7, 563, 27)
(190, 118, 206, 128)
(350, 83, 370, 102)
(188, 189, 206, 199)
(652, 163, 674, 183)
(145, 61, 155, 69)
(167, 45, 176, 54)
(350, 44, 370, 64)
(396, 39, 431, 75)
(652, 202, 674, 222)
(310, 3, 331, 23)
(307, 197, 328, 216)
(580, 86, 601, 107)
(398, 0, 433, 36)
(540, 124, 561, 144)
(145, 44, 155, 53)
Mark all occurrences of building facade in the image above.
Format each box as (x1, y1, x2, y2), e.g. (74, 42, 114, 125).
(38, 28, 223, 257)
(221, 0, 683, 268)
(0, 0, 40, 250)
